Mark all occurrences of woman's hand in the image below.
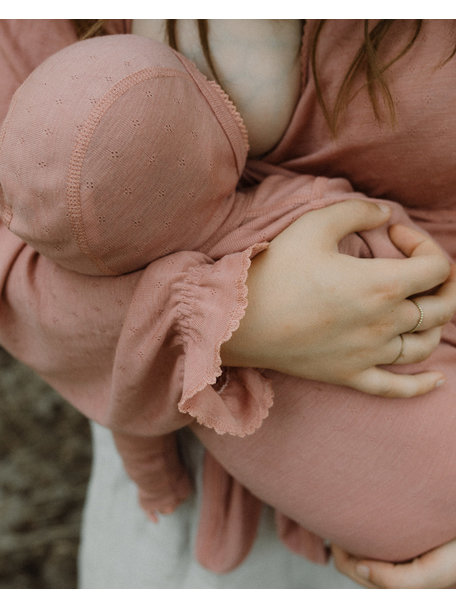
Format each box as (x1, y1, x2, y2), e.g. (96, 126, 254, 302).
(221, 199, 456, 398)
(331, 540, 456, 588)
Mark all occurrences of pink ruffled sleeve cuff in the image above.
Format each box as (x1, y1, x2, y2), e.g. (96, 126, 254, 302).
(176, 243, 274, 437)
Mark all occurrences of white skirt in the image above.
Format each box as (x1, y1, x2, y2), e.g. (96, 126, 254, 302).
(78, 422, 361, 589)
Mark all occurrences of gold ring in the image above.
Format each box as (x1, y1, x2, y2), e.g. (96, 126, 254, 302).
(409, 299, 424, 333)
(391, 334, 405, 365)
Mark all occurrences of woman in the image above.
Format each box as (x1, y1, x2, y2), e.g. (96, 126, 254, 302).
(0, 19, 455, 588)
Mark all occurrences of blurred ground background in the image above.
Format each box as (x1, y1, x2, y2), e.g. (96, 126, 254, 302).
(0, 346, 92, 588)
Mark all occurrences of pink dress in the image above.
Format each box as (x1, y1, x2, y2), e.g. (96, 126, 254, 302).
(0, 20, 455, 574)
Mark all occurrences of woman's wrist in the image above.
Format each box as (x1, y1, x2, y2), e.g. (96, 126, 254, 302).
(219, 247, 275, 369)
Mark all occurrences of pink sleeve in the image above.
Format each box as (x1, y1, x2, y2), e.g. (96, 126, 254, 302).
(0, 222, 274, 515)
(107, 245, 273, 439)
(110, 244, 274, 518)
(0, 221, 274, 436)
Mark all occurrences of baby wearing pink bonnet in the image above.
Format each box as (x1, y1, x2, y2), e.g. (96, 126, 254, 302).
(1, 34, 456, 572)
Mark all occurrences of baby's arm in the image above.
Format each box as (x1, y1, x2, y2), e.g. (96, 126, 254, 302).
(0, 224, 274, 517)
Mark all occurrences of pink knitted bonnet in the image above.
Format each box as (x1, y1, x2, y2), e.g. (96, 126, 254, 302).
(0, 34, 248, 275)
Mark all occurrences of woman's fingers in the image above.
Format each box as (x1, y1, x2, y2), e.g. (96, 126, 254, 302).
(389, 222, 447, 259)
(332, 539, 456, 589)
(388, 254, 451, 299)
(331, 545, 379, 588)
(412, 266, 456, 328)
(313, 199, 391, 250)
(389, 327, 443, 365)
(344, 325, 445, 398)
(301, 199, 391, 247)
(352, 366, 444, 399)
(388, 224, 452, 297)
(389, 266, 456, 335)
(430, 263, 456, 314)
(376, 327, 442, 367)
(355, 557, 438, 589)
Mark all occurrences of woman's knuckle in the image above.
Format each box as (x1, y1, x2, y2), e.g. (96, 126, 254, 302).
(444, 305, 455, 323)
(429, 335, 440, 354)
(416, 335, 439, 360)
(419, 334, 434, 351)
(399, 385, 415, 399)
(377, 279, 401, 303)
(434, 256, 451, 281)
(431, 329, 443, 346)
(435, 308, 452, 326)
(412, 347, 428, 363)
(376, 383, 397, 398)
(347, 198, 371, 214)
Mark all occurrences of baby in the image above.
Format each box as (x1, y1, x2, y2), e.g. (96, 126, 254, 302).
(1, 34, 455, 571)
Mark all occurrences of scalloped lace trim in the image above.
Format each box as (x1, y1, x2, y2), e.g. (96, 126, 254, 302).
(188, 373, 274, 438)
(178, 243, 274, 436)
(178, 244, 254, 399)
(172, 50, 250, 156)
(205, 79, 250, 154)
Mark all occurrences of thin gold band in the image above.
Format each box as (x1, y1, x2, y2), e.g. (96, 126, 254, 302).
(391, 334, 405, 365)
(409, 299, 424, 333)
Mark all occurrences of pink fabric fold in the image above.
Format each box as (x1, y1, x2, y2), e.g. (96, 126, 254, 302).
(113, 431, 193, 521)
(274, 512, 329, 565)
(196, 451, 263, 573)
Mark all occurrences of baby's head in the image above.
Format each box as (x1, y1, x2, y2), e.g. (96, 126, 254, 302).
(0, 35, 248, 275)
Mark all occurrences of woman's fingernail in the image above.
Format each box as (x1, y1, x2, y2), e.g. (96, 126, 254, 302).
(356, 564, 371, 580)
(436, 378, 446, 388)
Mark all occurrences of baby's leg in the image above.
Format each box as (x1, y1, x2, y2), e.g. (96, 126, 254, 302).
(192, 201, 456, 563)
(193, 333, 456, 563)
